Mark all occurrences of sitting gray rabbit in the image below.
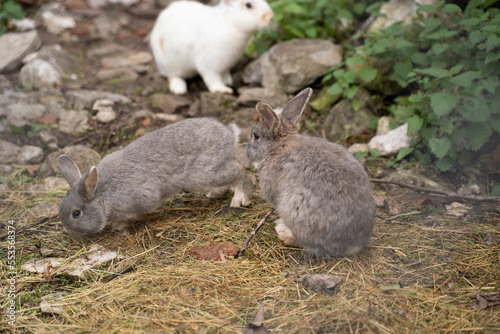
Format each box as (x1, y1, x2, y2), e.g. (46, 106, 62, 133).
(58, 118, 252, 237)
(246, 88, 376, 258)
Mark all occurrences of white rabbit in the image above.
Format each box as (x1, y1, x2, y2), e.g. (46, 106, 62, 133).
(150, 0, 274, 95)
(58, 118, 252, 237)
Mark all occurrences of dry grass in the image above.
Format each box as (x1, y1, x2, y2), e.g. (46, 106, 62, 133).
(1, 167, 499, 333)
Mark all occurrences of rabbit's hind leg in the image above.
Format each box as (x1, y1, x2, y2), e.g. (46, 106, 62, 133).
(229, 170, 252, 208)
(275, 219, 299, 247)
(169, 76, 188, 95)
(199, 70, 233, 94)
(206, 186, 230, 199)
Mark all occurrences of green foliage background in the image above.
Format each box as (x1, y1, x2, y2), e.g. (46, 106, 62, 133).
(251, 0, 500, 194)
(0, 0, 24, 35)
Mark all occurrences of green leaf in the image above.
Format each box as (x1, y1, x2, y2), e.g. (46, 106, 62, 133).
(346, 54, 365, 66)
(415, 68, 451, 78)
(442, 4, 462, 13)
(407, 115, 423, 135)
(394, 61, 412, 87)
(344, 86, 358, 99)
(428, 137, 451, 159)
(469, 30, 488, 45)
(449, 64, 464, 75)
(450, 71, 482, 88)
(4, 0, 24, 19)
(359, 67, 377, 83)
(435, 157, 454, 171)
(352, 99, 362, 111)
(460, 97, 490, 122)
(465, 122, 493, 151)
(344, 70, 357, 84)
(485, 34, 500, 52)
(485, 53, 500, 65)
(9, 124, 25, 134)
(411, 52, 430, 66)
(396, 147, 414, 161)
(430, 43, 449, 55)
(492, 119, 500, 132)
(329, 83, 343, 95)
(460, 18, 481, 26)
(430, 92, 458, 117)
(491, 183, 500, 196)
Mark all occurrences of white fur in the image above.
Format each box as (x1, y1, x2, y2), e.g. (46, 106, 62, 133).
(150, 0, 273, 94)
(275, 219, 298, 246)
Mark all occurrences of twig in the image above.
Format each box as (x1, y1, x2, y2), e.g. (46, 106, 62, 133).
(371, 179, 500, 203)
(0, 214, 58, 240)
(238, 208, 274, 257)
(101, 262, 140, 283)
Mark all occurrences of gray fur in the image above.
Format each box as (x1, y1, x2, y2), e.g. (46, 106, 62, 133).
(58, 118, 251, 237)
(246, 88, 376, 258)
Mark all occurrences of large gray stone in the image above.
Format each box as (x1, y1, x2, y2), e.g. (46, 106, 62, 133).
(65, 89, 112, 110)
(243, 39, 342, 93)
(151, 93, 192, 114)
(39, 145, 101, 177)
(0, 140, 21, 164)
(320, 89, 374, 142)
(19, 59, 61, 90)
(6, 103, 46, 128)
(59, 110, 89, 133)
(0, 30, 41, 73)
(16, 145, 44, 164)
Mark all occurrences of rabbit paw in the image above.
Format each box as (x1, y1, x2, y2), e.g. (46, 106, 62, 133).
(275, 219, 298, 247)
(208, 83, 233, 94)
(230, 189, 251, 207)
(206, 186, 229, 199)
(169, 77, 187, 95)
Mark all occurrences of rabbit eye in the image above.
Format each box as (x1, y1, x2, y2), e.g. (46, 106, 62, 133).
(252, 132, 260, 140)
(72, 210, 81, 219)
(245, 2, 253, 8)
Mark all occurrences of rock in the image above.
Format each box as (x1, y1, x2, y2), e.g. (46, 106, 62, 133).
(16, 145, 44, 164)
(59, 110, 89, 133)
(0, 30, 41, 73)
(39, 145, 101, 177)
(20, 202, 59, 219)
(107, 93, 132, 104)
(38, 88, 65, 105)
(91, 15, 120, 39)
(65, 89, 111, 110)
(0, 75, 13, 92)
(320, 89, 374, 142)
(236, 87, 289, 107)
(86, 43, 128, 58)
(243, 39, 342, 93)
(376, 116, 395, 136)
(199, 92, 237, 116)
(301, 274, 341, 293)
(368, 123, 412, 156)
(310, 86, 341, 112)
(445, 202, 471, 217)
(42, 11, 76, 35)
(348, 143, 369, 155)
(40, 293, 67, 314)
(151, 93, 192, 114)
(155, 113, 185, 122)
(93, 99, 117, 123)
(97, 67, 139, 82)
(384, 198, 402, 215)
(457, 182, 482, 196)
(109, 0, 140, 6)
(6, 103, 46, 128)
(101, 51, 153, 68)
(373, 195, 386, 208)
(11, 18, 37, 32)
(385, 168, 453, 191)
(19, 58, 62, 89)
(22, 244, 119, 279)
(0, 140, 22, 164)
(364, 0, 436, 33)
(36, 45, 79, 79)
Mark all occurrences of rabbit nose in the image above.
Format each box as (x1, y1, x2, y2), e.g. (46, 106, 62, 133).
(263, 11, 274, 23)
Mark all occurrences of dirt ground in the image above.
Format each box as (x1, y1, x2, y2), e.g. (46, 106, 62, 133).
(1, 3, 500, 333)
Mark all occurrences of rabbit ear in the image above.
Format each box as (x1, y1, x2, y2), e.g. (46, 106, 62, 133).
(256, 102, 281, 136)
(78, 166, 99, 201)
(58, 154, 82, 187)
(281, 88, 313, 126)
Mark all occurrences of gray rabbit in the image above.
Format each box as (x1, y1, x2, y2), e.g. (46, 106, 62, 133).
(246, 88, 376, 258)
(58, 118, 252, 237)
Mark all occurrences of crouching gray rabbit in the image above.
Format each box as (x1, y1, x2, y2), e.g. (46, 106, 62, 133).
(246, 88, 376, 258)
(58, 118, 252, 237)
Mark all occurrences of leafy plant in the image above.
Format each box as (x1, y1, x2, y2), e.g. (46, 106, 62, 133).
(330, 0, 500, 172)
(0, 0, 24, 35)
(248, 0, 371, 55)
